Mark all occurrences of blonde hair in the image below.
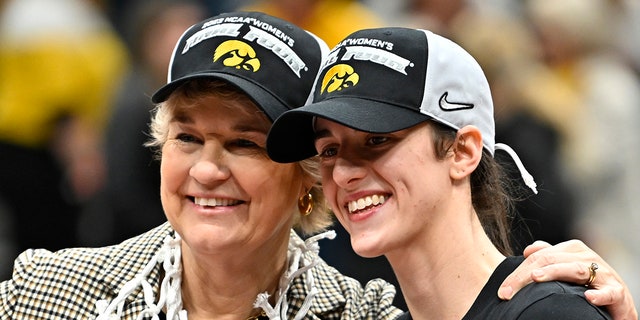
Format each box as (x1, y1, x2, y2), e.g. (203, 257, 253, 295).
(146, 79, 333, 235)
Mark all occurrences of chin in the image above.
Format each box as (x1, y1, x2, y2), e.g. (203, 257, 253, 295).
(350, 237, 386, 258)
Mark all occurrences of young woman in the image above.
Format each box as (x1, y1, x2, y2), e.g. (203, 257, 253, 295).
(266, 27, 637, 319)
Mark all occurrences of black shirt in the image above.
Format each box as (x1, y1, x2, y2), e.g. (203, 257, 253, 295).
(396, 256, 611, 319)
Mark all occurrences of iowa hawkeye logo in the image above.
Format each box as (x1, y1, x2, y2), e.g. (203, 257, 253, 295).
(321, 64, 359, 94)
(213, 40, 260, 72)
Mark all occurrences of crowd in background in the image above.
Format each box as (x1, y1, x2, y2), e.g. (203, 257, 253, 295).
(1, 0, 638, 308)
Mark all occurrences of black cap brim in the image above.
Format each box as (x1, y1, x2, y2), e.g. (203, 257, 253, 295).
(151, 72, 289, 122)
(267, 97, 430, 163)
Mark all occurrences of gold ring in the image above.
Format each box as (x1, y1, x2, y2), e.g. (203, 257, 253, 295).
(585, 262, 598, 287)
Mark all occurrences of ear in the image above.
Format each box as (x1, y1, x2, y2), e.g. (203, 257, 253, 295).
(450, 125, 483, 180)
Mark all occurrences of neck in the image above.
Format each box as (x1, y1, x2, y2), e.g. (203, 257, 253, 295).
(179, 234, 289, 319)
(387, 206, 505, 320)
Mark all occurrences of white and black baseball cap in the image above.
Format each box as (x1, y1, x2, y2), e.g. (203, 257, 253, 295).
(152, 11, 329, 122)
(267, 27, 537, 192)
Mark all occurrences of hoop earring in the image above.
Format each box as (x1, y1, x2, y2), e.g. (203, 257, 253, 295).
(298, 192, 314, 216)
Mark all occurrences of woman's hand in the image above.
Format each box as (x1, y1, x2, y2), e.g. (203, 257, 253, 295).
(499, 240, 637, 320)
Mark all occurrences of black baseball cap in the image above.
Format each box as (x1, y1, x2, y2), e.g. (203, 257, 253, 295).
(152, 11, 329, 122)
(267, 27, 494, 162)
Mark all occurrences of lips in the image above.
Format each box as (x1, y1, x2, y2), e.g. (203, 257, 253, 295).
(347, 194, 386, 214)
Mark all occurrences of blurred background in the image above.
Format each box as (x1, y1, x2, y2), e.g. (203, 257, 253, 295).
(1, 0, 638, 309)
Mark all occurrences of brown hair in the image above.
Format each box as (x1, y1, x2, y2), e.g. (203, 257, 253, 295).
(146, 79, 333, 235)
(430, 121, 515, 255)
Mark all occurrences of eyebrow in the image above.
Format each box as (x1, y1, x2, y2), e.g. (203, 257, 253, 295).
(170, 115, 190, 125)
(170, 108, 194, 124)
(233, 123, 270, 134)
(313, 129, 331, 141)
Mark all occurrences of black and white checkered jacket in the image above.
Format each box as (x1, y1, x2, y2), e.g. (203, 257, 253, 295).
(0, 222, 402, 319)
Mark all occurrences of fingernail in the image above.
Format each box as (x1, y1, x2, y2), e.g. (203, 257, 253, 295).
(498, 286, 513, 299)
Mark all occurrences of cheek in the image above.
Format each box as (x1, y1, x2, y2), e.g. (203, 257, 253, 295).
(160, 148, 190, 203)
(242, 164, 303, 233)
(400, 165, 449, 212)
(243, 162, 302, 208)
(281, 169, 304, 201)
(319, 169, 341, 212)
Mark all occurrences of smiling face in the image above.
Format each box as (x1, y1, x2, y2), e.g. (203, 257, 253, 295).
(159, 90, 306, 256)
(313, 118, 456, 258)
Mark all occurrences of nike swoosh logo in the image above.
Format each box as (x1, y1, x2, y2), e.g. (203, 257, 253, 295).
(439, 92, 474, 111)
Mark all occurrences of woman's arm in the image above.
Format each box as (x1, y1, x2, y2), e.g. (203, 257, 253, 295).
(499, 240, 637, 320)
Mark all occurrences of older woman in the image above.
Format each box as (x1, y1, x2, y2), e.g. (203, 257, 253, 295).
(0, 12, 401, 320)
(0, 12, 635, 320)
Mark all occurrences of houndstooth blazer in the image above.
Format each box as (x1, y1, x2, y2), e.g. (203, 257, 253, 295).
(0, 222, 403, 319)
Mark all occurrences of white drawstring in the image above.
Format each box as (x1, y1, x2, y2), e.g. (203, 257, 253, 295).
(254, 230, 336, 320)
(95, 234, 185, 320)
(495, 143, 538, 194)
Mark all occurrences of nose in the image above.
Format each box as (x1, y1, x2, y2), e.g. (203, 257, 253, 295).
(331, 156, 367, 189)
(189, 146, 230, 185)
